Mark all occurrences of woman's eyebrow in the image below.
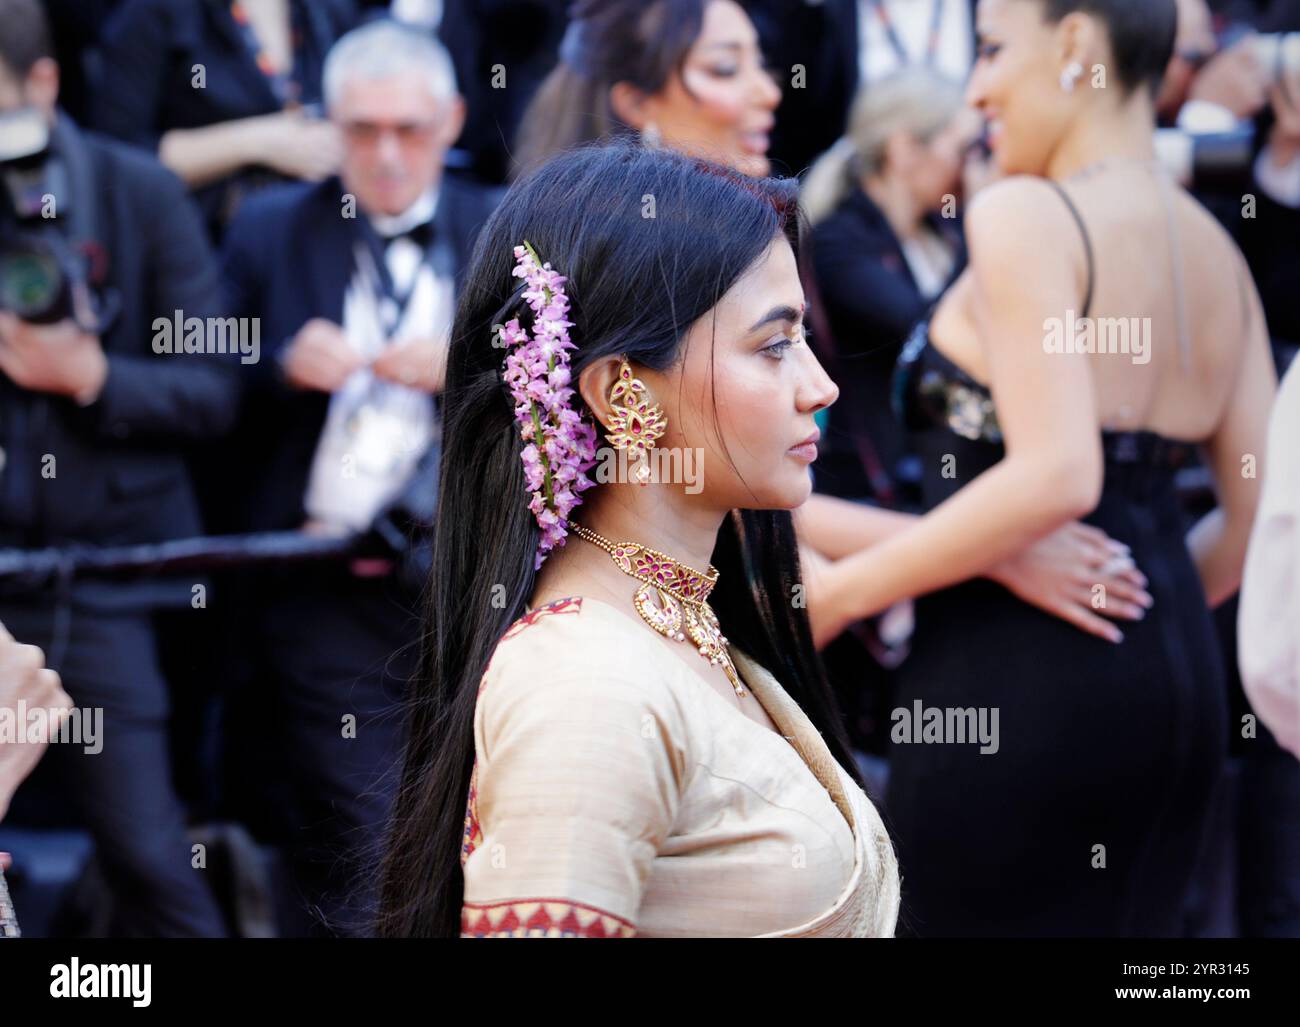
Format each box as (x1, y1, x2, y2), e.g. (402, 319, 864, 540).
(748, 303, 804, 332)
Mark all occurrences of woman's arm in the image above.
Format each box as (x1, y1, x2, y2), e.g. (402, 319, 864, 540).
(1187, 252, 1276, 606)
(794, 493, 915, 559)
(0, 622, 73, 823)
(159, 112, 342, 190)
(811, 179, 1104, 629)
(463, 667, 685, 937)
(158, 117, 276, 190)
(798, 501, 1150, 648)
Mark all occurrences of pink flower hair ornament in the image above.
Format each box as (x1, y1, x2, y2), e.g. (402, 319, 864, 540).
(496, 240, 600, 570)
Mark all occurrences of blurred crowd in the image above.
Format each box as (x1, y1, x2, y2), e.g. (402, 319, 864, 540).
(0, 0, 1297, 937)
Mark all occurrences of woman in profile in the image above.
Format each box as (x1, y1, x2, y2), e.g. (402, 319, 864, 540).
(512, 0, 781, 179)
(804, 0, 1276, 936)
(375, 141, 900, 937)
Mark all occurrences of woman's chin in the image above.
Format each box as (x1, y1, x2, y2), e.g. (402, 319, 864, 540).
(763, 470, 815, 511)
(731, 150, 770, 179)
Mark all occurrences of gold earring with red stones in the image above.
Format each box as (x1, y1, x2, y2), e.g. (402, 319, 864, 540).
(605, 356, 666, 485)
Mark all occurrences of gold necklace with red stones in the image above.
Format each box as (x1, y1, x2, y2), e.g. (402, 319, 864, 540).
(570, 523, 745, 697)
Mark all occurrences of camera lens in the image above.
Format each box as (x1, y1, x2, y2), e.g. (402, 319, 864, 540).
(0, 247, 61, 321)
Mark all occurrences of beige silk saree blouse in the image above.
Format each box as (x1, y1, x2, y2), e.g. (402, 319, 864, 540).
(459, 595, 901, 937)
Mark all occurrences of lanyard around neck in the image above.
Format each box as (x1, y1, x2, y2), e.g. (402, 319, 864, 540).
(357, 232, 439, 347)
(229, 0, 301, 108)
(867, 0, 947, 69)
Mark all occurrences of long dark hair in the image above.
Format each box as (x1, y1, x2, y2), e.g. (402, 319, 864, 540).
(511, 0, 706, 178)
(374, 139, 863, 937)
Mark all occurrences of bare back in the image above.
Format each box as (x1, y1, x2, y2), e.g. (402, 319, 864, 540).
(930, 166, 1259, 444)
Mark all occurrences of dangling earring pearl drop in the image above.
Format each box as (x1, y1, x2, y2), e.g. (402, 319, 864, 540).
(1060, 61, 1084, 94)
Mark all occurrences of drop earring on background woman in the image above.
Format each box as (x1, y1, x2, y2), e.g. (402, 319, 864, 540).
(1059, 61, 1084, 93)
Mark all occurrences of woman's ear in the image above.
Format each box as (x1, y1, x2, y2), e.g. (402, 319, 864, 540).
(577, 353, 627, 433)
(25, 57, 60, 118)
(435, 95, 468, 149)
(610, 80, 654, 130)
(882, 131, 920, 175)
(1056, 11, 1100, 80)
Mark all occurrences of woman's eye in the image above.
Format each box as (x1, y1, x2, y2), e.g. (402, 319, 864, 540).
(711, 65, 739, 77)
(977, 42, 1001, 60)
(762, 336, 794, 359)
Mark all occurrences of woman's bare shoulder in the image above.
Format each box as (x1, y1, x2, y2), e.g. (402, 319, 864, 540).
(961, 176, 1083, 266)
(965, 175, 1077, 233)
(1172, 185, 1249, 269)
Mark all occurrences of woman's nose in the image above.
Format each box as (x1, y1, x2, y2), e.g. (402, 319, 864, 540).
(801, 349, 839, 413)
(964, 69, 987, 112)
(755, 65, 782, 109)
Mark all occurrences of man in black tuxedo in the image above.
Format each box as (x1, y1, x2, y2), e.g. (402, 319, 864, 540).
(0, 0, 236, 935)
(220, 18, 500, 936)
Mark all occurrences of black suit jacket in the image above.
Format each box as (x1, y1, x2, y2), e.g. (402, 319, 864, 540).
(91, 0, 357, 237)
(219, 172, 502, 534)
(0, 116, 239, 608)
(439, 0, 567, 184)
(811, 187, 966, 500)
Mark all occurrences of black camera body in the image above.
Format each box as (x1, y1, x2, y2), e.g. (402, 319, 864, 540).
(0, 229, 85, 324)
(0, 108, 113, 332)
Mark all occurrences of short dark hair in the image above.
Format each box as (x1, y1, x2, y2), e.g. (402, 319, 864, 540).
(0, 0, 53, 82)
(1038, 0, 1178, 96)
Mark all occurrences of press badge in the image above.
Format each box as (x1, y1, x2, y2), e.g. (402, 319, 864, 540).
(346, 402, 412, 477)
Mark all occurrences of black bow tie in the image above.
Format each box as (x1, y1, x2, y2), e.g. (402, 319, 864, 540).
(380, 218, 436, 250)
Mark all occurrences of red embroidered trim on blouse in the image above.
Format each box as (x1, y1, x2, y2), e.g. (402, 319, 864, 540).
(461, 898, 636, 938)
(501, 594, 584, 641)
(460, 759, 482, 867)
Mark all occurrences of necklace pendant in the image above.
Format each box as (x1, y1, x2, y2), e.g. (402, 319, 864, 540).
(633, 584, 686, 641)
(570, 523, 743, 694)
(684, 604, 745, 697)
(721, 658, 746, 698)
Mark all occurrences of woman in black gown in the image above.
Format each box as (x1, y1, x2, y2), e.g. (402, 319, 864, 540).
(800, 0, 1276, 935)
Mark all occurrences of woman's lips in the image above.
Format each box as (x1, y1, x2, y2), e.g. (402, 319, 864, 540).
(788, 430, 820, 463)
(739, 129, 771, 154)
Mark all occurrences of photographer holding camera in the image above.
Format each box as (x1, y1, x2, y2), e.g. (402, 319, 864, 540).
(1149, 0, 1300, 363)
(0, 0, 238, 936)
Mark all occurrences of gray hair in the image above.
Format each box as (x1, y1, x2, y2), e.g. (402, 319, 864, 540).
(322, 19, 459, 110)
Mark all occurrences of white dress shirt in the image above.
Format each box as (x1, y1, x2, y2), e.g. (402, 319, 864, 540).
(389, 0, 442, 30)
(302, 185, 453, 532)
(857, 0, 974, 87)
(899, 227, 956, 300)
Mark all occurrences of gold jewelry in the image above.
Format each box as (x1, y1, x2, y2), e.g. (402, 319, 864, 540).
(571, 522, 746, 697)
(604, 356, 666, 486)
